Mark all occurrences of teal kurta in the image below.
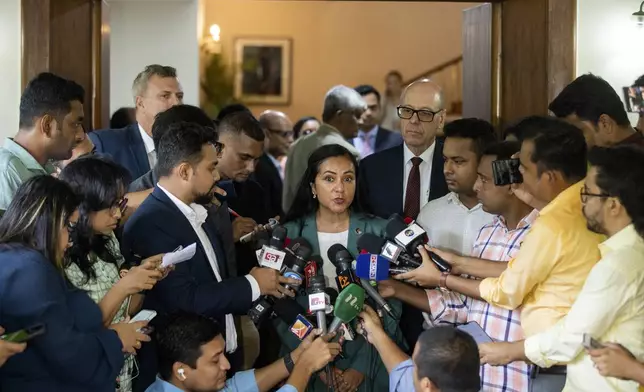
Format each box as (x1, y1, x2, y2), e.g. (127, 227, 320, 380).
(277, 212, 408, 392)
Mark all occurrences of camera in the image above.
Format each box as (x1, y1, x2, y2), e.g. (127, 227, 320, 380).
(492, 158, 523, 186)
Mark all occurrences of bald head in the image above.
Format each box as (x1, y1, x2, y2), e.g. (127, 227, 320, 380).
(402, 79, 445, 111)
(259, 110, 294, 158)
(399, 78, 446, 156)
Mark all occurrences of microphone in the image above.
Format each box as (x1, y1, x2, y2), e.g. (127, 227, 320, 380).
(247, 296, 274, 326)
(308, 275, 328, 334)
(386, 215, 451, 273)
(328, 283, 365, 334)
(357, 232, 420, 268)
(329, 244, 395, 318)
(327, 244, 358, 291)
(240, 217, 280, 243)
(258, 226, 288, 270)
(355, 253, 389, 281)
(273, 298, 314, 340)
(325, 287, 338, 315)
(304, 256, 322, 289)
(254, 230, 270, 262)
(282, 240, 311, 292)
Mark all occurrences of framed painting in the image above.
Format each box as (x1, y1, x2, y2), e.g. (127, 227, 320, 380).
(233, 37, 292, 105)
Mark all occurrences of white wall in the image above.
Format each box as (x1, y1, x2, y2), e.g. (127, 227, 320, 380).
(108, 0, 200, 117)
(0, 0, 21, 139)
(576, 0, 644, 126)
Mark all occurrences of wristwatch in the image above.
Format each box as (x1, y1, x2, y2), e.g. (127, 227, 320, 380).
(284, 352, 295, 374)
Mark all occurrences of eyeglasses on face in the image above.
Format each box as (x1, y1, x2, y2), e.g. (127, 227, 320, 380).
(109, 197, 129, 216)
(580, 187, 609, 203)
(397, 106, 442, 122)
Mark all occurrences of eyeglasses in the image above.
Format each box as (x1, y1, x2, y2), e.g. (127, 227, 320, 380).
(268, 128, 294, 138)
(580, 188, 609, 203)
(397, 106, 442, 123)
(110, 197, 129, 216)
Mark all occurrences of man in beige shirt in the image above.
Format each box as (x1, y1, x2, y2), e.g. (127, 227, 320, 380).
(281, 85, 365, 213)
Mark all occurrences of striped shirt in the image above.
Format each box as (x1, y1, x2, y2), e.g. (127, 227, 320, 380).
(426, 209, 539, 392)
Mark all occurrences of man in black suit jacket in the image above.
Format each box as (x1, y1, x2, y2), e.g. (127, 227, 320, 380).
(357, 79, 449, 351)
(89, 64, 184, 180)
(123, 123, 296, 391)
(351, 84, 403, 158)
(254, 110, 294, 218)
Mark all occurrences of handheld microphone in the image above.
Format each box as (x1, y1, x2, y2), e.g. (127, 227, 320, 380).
(329, 244, 395, 318)
(282, 242, 310, 292)
(254, 230, 270, 262)
(272, 297, 314, 340)
(308, 275, 328, 334)
(325, 287, 338, 315)
(357, 232, 421, 268)
(258, 226, 288, 270)
(386, 215, 451, 273)
(240, 217, 280, 243)
(327, 244, 358, 291)
(329, 283, 365, 334)
(248, 296, 274, 326)
(304, 255, 322, 289)
(355, 253, 389, 281)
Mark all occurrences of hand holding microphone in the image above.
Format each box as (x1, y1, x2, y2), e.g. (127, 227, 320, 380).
(394, 244, 444, 287)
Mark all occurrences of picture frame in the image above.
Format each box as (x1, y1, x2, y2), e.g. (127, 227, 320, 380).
(233, 37, 292, 105)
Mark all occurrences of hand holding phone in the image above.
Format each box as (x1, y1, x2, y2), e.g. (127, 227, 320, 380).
(0, 324, 46, 343)
(583, 333, 604, 350)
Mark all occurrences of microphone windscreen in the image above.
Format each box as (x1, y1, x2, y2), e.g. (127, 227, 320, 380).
(255, 230, 270, 250)
(325, 287, 339, 305)
(385, 216, 408, 239)
(271, 226, 287, 245)
(327, 243, 351, 268)
(355, 253, 389, 281)
(334, 283, 365, 322)
(356, 233, 386, 254)
(273, 298, 307, 325)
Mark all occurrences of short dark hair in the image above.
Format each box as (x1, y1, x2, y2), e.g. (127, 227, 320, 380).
(109, 107, 135, 129)
(19, 72, 85, 129)
(59, 156, 131, 284)
(355, 85, 381, 103)
(588, 145, 644, 238)
(157, 313, 223, 381)
(518, 116, 587, 182)
(483, 140, 521, 161)
(215, 104, 251, 123)
(634, 74, 644, 87)
(0, 176, 79, 269)
(293, 116, 319, 140)
(156, 122, 218, 178)
(152, 105, 216, 150)
(548, 74, 630, 126)
(217, 111, 265, 142)
(415, 326, 480, 392)
(443, 118, 497, 158)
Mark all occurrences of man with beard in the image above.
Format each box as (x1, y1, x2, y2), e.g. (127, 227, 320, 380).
(123, 122, 300, 391)
(478, 145, 644, 392)
(0, 72, 85, 210)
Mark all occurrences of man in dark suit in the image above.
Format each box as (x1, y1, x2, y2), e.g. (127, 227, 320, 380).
(351, 84, 403, 158)
(357, 79, 449, 351)
(255, 110, 294, 218)
(123, 122, 297, 391)
(89, 64, 184, 180)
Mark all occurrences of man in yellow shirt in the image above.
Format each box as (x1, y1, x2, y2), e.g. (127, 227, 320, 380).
(397, 116, 604, 390)
(479, 145, 644, 392)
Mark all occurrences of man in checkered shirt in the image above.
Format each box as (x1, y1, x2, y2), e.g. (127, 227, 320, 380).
(426, 141, 537, 391)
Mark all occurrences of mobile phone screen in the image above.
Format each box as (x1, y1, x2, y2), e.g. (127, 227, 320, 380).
(457, 322, 493, 344)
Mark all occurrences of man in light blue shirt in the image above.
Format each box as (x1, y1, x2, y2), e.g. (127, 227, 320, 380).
(359, 305, 480, 392)
(146, 313, 341, 392)
(0, 72, 85, 210)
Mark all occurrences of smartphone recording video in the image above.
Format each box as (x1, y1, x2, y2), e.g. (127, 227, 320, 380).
(492, 158, 523, 186)
(623, 86, 644, 114)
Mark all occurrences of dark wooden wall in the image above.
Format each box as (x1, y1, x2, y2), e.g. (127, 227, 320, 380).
(21, 0, 108, 130)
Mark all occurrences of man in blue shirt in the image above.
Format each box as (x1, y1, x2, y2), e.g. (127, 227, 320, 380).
(146, 313, 341, 392)
(359, 306, 480, 392)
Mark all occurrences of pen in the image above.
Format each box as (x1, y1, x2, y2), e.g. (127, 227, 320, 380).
(228, 207, 241, 218)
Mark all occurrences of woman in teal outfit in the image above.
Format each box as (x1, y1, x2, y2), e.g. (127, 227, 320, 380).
(276, 144, 407, 392)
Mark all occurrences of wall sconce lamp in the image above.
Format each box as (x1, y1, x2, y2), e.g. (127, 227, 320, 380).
(202, 24, 222, 54)
(633, 1, 644, 26)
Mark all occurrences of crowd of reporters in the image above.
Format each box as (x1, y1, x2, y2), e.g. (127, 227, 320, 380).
(1, 66, 644, 392)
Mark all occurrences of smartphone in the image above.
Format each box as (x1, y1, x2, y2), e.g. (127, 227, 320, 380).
(457, 321, 493, 344)
(492, 158, 523, 186)
(1, 324, 46, 343)
(130, 309, 157, 324)
(623, 86, 644, 114)
(582, 333, 603, 350)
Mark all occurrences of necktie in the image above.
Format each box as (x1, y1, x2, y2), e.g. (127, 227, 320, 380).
(361, 133, 374, 158)
(403, 157, 423, 219)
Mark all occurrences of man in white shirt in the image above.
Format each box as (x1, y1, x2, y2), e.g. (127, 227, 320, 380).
(90, 64, 184, 180)
(478, 145, 644, 392)
(417, 118, 497, 255)
(123, 122, 299, 391)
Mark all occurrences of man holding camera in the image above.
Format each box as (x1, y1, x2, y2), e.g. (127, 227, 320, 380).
(396, 117, 604, 391)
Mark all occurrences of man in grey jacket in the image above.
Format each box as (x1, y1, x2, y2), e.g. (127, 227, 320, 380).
(281, 85, 366, 213)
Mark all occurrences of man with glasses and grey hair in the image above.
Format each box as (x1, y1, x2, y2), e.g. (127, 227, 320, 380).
(282, 85, 366, 212)
(90, 64, 184, 181)
(357, 78, 449, 351)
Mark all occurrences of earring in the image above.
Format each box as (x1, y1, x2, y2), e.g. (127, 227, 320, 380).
(312, 193, 317, 199)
